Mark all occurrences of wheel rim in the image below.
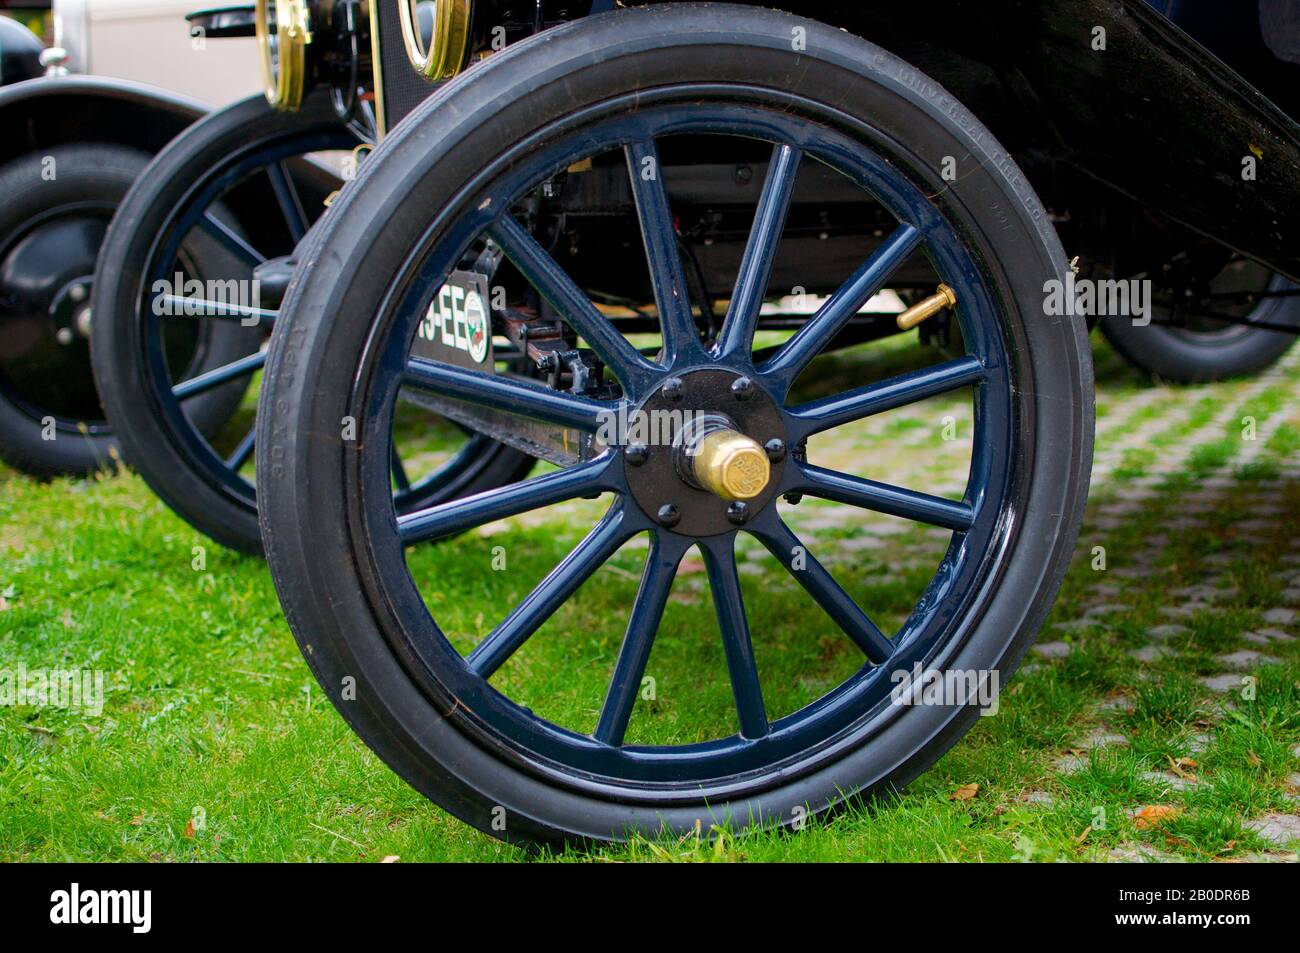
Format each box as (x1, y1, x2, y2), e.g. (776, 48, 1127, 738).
(137, 126, 514, 513)
(0, 205, 113, 430)
(346, 88, 1022, 795)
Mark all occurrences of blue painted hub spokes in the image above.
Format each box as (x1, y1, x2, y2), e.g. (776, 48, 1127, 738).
(363, 94, 1015, 789)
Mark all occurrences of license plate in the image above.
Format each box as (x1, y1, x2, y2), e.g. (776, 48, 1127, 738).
(412, 270, 493, 369)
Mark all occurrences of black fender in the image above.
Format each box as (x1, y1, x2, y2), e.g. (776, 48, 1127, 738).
(638, 0, 1300, 284)
(0, 16, 45, 86)
(0, 75, 206, 167)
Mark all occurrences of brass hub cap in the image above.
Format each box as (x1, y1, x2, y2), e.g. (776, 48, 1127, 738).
(623, 368, 785, 536)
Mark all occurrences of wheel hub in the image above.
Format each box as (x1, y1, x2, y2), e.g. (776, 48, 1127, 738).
(623, 367, 786, 536)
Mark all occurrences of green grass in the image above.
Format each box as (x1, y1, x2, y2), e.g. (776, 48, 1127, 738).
(2, 335, 1299, 862)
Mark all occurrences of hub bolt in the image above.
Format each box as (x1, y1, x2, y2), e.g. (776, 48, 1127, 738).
(730, 376, 755, 401)
(661, 377, 684, 401)
(657, 503, 681, 527)
(624, 443, 649, 466)
(726, 501, 749, 525)
(764, 438, 785, 462)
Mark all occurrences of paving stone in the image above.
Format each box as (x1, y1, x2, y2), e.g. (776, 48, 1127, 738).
(1292, 744, 1300, 759)
(836, 535, 886, 551)
(1200, 673, 1245, 693)
(1053, 618, 1101, 633)
(1203, 552, 1237, 567)
(1158, 605, 1202, 619)
(1097, 694, 1135, 713)
(1242, 628, 1296, 646)
(1085, 603, 1132, 619)
(1080, 729, 1129, 749)
(1092, 583, 1123, 599)
(1147, 624, 1188, 642)
(1171, 585, 1219, 602)
(1217, 650, 1280, 669)
(1280, 588, 1300, 605)
(1245, 813, 1300, 847)
(1130, 645, 1175, 663)
(1107, 843, 1186, 863)
(1188, 733, 1212, 754)
(1032, 640, 1071, 660)
(1053, 753, 1088, 774)
(1140, 770, 1196, 792)
(1227, 852, 1298, 863)
(1263, 607, 1298, 625)
(1111, 567, 1153, 580)
(1021, 790, 1056, 807)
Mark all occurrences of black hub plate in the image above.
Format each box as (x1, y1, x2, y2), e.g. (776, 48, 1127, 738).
(624, 367, 785, 536)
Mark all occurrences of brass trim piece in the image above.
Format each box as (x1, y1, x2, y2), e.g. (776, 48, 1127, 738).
(399, 0, 472, 82)
(255, 0, 311, 111)
(896, 283, 957, 331)
(367, 0, 387, 137)
(693, 430, 770, 501)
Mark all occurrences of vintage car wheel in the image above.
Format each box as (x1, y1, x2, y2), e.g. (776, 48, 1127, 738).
(258, 5, 1093, 845)
(92, 94, 532, 554)
(1100, 260, 1298, 382)
(0, 144, 250, 478)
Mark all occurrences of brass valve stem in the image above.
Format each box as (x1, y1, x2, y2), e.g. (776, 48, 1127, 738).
(896, 283, 957, 331)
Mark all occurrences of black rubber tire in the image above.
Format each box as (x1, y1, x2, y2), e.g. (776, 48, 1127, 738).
(0, 143, 256, 479)
(257, 3, 1094, 846)
(1100, 274, 1298, 382)
(93, 94, 533, 554)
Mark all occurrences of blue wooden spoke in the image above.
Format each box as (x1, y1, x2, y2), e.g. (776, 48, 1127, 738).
(593, 532, 689, 746)
(625, 140, 703, 367)
(197, 211, 266, 266)
(397, 456, 614, 545)
(716, 143, 802, 361)
(794, 463, 975, 531)
(266, 160, 309, 242)
(699, 536, 768, 739)
(786, 356, 986, 441)
(153, 294, 277, 328)
(760, 223, 923, 392)
(467, 505, 640, 678)
(225, 424, 257, 471)
(404, 356, 615, 432)
(172, 349, 265, 400)
(746, 511, 894, 664)
(487, 214, 657, 395)
(390, 444, 411, 493)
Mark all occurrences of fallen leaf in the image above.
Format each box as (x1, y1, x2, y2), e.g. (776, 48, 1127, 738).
(0, 596, 8, 611)
(1134, 805, 1181, 829)
(129, 812, 146, 827)
(380, 855, 400, 863)
(184, 819, 196, 839)
(1247, 751, 1261, 767)
(950, 782, 980, 801)
(1075, 826, 1091, 845)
